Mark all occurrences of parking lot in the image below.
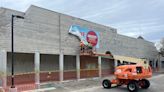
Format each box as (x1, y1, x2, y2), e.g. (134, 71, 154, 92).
(26, 73, 164, 92)
(72, 74, 164, 92)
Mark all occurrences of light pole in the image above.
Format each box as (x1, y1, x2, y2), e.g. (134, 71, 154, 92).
(11, 14, 24, 88)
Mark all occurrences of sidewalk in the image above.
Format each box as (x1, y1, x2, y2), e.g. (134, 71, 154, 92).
(32, 76, 114, 92)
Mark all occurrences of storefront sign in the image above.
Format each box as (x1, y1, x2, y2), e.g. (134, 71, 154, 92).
(69, 25, 99, 48)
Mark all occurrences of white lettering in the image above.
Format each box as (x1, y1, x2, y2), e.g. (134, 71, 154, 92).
(87, 35, 97, 39)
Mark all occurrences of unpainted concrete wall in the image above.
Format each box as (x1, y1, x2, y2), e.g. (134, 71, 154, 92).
(0, 5, 158, 61)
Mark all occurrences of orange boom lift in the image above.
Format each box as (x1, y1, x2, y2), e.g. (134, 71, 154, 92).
(102, 64, 152, 92)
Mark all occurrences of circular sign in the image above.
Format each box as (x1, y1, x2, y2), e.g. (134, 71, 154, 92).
(86, 31, 98, 47)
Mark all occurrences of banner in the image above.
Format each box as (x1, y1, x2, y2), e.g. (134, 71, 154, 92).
(69, 25, 99, 48)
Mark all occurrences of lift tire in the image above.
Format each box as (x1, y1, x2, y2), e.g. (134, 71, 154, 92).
(102, 79, 111, 89)
(127, 81, 139, 92)
(140, 79, 150, 89)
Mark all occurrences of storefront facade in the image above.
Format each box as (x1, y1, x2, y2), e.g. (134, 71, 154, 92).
(0, 5, 158, 87)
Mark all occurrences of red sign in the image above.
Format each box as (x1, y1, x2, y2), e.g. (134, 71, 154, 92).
(86, 31, 98, 47)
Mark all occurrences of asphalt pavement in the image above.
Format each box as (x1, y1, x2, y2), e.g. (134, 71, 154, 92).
(26, 73, 164, 92)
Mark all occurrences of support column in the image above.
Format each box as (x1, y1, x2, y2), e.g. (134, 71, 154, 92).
(59, 53, 64, 82)
(114, 59, 118, 70)
(98, 56, 102, 78)
(35, 52, 40, 88)
(158, 55, 161, 71)
(76, 55, 80, 80)
(0, 50, 7, 88)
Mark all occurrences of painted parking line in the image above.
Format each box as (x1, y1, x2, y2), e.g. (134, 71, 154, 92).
(22, 87, 56, 92)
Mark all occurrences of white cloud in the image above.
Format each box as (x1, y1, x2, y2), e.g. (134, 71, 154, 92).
(81, 0, 130, 19)
(0, 0, 163, 43)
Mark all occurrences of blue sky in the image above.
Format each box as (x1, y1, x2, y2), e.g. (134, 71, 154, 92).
(1, 0, 164, 43)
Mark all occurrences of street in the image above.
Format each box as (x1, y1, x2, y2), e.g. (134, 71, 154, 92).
(25, 73, 164, 92)
(72, 74, 164, 92)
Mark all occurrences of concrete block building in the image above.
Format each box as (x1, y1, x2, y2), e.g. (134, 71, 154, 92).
(0, 5, 158, 87)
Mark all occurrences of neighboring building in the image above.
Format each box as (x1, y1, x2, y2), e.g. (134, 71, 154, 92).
(0, 5, 158, 87)
(160, 56, 164, 71)
(158, 54, 164, 72)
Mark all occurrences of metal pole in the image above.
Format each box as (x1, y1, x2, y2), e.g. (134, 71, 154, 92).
(11, 14, 15, 88)
(10, 15, 24, 88)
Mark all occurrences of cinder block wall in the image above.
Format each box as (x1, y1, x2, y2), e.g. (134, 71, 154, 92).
(0, 5, 158, 61)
